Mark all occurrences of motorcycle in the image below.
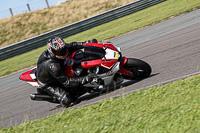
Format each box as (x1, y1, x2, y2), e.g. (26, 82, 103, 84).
(19, 41, 151, 104)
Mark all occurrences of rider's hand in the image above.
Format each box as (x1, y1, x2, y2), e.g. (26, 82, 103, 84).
(84, 39, 98, 43)
(91, 39, 98, 43)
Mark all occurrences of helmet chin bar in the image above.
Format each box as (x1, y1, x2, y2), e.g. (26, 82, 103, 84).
(55, 54, 68, 59)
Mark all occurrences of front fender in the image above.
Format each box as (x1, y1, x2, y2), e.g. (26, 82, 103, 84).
(117, 57, 132, 76)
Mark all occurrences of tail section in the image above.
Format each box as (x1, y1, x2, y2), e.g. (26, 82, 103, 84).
(19, 67, 39, 87)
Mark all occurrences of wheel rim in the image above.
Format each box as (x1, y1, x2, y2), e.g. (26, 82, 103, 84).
(129, 67, 147, 78)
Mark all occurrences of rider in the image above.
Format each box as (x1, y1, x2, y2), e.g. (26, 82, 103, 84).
(36, 36, 97, 107)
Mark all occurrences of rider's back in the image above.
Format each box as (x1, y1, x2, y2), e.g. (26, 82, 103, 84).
(36, 50, 64, 86)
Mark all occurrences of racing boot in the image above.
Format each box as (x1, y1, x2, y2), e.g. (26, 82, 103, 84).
(44, 86, 73, 107)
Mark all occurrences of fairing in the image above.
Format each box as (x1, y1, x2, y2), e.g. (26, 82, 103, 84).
(64, 42, 121, 77)
(19, 68, 36, 81)
(19, 67, 40, 87)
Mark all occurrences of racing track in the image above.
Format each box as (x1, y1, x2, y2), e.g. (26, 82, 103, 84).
(1, 9, 200, 128)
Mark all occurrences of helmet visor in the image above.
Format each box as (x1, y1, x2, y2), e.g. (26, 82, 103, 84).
(52, 47, 68, 59)
(52, 47, 67, 55)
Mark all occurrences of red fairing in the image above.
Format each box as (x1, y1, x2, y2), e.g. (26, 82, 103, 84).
(103, 43, 118, 52)
(81, 59, 118, 69)
(65, 42, 120, 77)
(81, 59, 103, 69)
(64, 56, 75, 77)
(82, 42, 119, 69)
(19, 68, 37, 82)
(118, 57, 132, 76)
(101, 59, 118, 69)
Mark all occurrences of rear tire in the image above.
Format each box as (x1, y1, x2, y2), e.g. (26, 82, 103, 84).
(123, 58, 151, 79)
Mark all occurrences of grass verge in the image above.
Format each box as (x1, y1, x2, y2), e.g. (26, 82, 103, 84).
(1, 0, 200, 77)
(1, 74, 200, 132)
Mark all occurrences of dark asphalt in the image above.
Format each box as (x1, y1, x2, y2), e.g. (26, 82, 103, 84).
(0, 9, 200, 128)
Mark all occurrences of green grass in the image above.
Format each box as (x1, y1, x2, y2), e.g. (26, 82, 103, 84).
(1, 75, 200, 132)
(1, 0, 200, 77)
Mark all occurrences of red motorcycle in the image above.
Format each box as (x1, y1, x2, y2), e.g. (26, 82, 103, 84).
(19, 41, 151, 103)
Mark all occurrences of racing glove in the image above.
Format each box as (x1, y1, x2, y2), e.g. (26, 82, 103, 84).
(69, 42, 84, 49)
(84, 39, 98, 43)
(84, 73, 97, 83)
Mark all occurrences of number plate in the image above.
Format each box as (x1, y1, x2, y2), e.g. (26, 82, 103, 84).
(114, 52, 119, 59)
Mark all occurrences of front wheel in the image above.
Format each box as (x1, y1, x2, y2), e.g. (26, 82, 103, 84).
(123, 58, 151, 79)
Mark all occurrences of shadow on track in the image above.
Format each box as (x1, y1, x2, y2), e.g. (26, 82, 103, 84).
(77, 73, 159, 102)
(50, 73, 159, 110)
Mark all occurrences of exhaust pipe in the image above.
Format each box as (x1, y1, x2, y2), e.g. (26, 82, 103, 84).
(30, 93, 56, 102)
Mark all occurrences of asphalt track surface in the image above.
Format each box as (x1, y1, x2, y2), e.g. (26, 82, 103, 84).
(1, 9, 200, 128)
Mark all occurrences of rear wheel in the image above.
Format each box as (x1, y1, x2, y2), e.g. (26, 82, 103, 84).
(123, 58, 151, 79)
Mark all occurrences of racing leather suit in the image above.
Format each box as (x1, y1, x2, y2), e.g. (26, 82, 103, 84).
(36, 42, 93, 106)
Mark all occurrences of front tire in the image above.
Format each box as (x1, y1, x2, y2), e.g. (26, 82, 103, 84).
(123, 58, 151, 79)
